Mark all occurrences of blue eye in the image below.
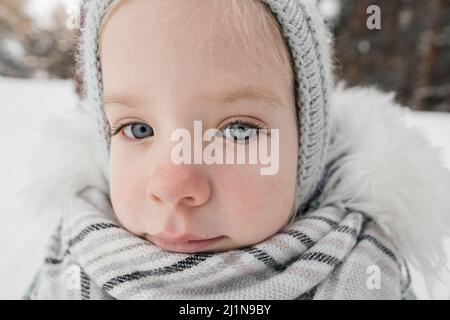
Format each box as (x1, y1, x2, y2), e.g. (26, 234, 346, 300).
(122, 123, 154, 140)
(110, 120, 264, 142)
(220, 120, 262, 142)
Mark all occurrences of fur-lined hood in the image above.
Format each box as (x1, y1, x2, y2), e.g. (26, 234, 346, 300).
(20, 84, 450, 289)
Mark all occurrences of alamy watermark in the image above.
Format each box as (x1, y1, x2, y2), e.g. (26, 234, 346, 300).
(65, 264, 81, 291)
(366, 264, 381, 290)
(367, 5, 381, 30)
(171, 121, 279, 176)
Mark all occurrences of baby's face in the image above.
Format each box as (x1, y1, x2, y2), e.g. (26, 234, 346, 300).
(101, 0, 298, 253)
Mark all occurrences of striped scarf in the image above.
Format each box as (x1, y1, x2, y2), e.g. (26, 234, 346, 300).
(26, 187, 409, 300)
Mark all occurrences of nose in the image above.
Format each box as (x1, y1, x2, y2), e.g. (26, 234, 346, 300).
(146, 162, 211, 208)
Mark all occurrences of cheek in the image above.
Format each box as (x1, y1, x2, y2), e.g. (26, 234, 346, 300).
(215, 143, 298, 242)
(109, 144, 146, 233)
(218, 121, 298, 244)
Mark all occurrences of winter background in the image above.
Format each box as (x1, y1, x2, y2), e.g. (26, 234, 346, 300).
(1, 0, 450, 299)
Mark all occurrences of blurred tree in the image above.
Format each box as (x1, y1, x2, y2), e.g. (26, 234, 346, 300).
(0, 0, 74, 78)
(0, 0, 32, 77)
(0, 0, 31, 33)
(331, 0, 450, 112)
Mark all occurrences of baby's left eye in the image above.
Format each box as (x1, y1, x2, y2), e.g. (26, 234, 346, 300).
(219, 121, 262, 142)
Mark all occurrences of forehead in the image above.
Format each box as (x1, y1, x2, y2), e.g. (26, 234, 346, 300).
(100, 0, 292, 105)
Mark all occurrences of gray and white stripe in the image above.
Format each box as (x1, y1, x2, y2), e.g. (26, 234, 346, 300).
(27, 187, 406, 300)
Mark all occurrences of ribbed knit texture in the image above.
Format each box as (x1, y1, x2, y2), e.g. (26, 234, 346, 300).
(79, 0, 334, 212)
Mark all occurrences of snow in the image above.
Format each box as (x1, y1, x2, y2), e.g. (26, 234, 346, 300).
(405, 111, 450, 171)
(0, 76, 78, 299)
(404, 110, 450, 300)
(0, 76, 449, 299)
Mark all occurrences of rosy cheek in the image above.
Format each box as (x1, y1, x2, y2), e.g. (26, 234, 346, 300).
(215, 166, 268, 216)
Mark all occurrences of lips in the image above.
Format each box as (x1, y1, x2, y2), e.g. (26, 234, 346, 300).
(145, 233, 224, 253)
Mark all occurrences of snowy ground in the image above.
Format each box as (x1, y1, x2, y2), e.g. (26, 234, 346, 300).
(0, 76, 449, 299)
(0, 76, 78, 299)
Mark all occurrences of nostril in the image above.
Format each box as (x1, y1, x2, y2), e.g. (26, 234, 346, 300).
(184, 196, 196, 205)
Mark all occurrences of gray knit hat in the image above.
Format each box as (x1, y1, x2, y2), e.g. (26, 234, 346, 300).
(79, 0, 334, 213)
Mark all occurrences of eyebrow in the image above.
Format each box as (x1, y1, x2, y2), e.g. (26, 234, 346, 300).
(216, 86, 283, 108)
(103, 94, 144, 108)
(103, 85, 284, 110)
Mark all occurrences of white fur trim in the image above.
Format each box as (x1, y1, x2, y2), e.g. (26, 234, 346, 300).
(18, 103, 109, 221)
(323, 83, 450, 281)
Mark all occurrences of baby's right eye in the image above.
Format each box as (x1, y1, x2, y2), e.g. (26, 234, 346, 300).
(121, 123, 154, 140)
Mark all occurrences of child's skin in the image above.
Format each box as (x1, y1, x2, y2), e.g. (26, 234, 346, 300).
(100, 0, 299, 253)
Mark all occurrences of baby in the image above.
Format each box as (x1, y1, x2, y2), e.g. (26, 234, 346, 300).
(100, 0, 300, 253)
(24, 0, 450, 300)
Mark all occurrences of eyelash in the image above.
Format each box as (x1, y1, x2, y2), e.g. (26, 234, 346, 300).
(109, 118, 267, 142)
